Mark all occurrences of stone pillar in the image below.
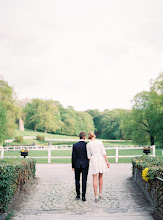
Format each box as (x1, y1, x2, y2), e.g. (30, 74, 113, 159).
(19, 118, 24, 131)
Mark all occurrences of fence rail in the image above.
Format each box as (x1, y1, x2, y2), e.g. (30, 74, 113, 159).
(2, 144, 149, 151)
(0, 145, 155, 163)
(5, 136, 133, 143)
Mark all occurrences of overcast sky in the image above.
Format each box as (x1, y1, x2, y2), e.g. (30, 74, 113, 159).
(0, 0, 163, 111)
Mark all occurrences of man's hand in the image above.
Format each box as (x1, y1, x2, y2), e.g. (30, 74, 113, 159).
(72, 168, 75, 171)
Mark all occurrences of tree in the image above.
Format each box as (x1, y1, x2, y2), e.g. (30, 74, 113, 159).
(16, 98, 32, 131)
(60, 107, 95, 136)
(0, 80, 19, 138)
(87, 109, 129, 139)
(99, 109, 123, 140)
(24, 99, 61, 133)
(60, 106, 77, 135)
(0, 103, 7, 143)
(76, 111, 95, 135)
(120, 73, 163, 145)
(120, 110, 133, 140)
(24, 99, 41, 132)
(150, 73, 163, 144)
(126, 88, 163, 145)
(86, 109, 101, 137)
(37, 100, 61, 133)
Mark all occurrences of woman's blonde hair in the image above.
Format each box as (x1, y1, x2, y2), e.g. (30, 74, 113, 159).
(88, 131, 96, 140)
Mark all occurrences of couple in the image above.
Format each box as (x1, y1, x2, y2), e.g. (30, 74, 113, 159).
(72, 131, 110, 202)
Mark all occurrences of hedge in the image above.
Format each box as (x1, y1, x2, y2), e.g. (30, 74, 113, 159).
(132, 155, 163, 180)
(132, 156, 163, 216)
(36, 135, 45, 141)
(15, 136, 24, 143)
(0, 158, 36, 212)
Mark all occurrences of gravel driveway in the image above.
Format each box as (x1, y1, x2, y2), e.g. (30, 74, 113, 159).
(11, 164, 154, 220)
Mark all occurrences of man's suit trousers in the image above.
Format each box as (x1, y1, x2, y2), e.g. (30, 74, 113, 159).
(75, 165, 88, 196)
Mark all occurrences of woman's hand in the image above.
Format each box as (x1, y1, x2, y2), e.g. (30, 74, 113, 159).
(107, 162, 110, 168)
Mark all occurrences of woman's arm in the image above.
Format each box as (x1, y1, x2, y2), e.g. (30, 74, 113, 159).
(101, 141, 110, 168)
(103, 154, 110, 168)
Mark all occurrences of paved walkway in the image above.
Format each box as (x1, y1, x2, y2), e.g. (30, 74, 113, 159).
(11, 164, 154, 220)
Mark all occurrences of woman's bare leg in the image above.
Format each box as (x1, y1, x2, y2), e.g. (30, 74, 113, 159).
(93, 174, 98, 197)
(99, 173, 103, 195)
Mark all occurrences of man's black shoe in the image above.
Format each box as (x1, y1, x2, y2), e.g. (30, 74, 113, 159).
(76, 195, 80, 200)
(82, 196, 86, 201)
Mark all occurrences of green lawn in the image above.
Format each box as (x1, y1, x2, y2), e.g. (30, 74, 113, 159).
(3, 147, 162, 163)
(15, 129, 79, 139)
(6, 129, 133, 146)
(4, 129, 162, 163)
(5, 140, 133, 146)
(102, 141, 132, 145)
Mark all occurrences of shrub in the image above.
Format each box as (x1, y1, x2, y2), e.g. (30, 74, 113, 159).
(132, 156, 163, 214)
(132, 155, 163, 180)
(36, 135, 45, 141)
(0, 158, 36, 212)
(15, 136, 24, 143)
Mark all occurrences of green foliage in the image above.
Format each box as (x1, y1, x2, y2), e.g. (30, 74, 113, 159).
(121, 73, 163, 145)
(37, 100, 61, 133)
(76, 111, 95, 135)
(0, 80, 20, 139)
(5, 212, 13, 220)
(36, 135, 45, 141)
(87, 109, 127, 139)
(15, 129, 78, 139)
(23, 99, 42, 131)
(100, 109, 124, 139)
(120, 110, 132, 140)
(15, 136, 24, 143)
(0, 103, 7, 144)
(132, 156, 163, 179)
(86, 109, 101, 135)
(131, 91, 157, 145)
(24, 99, 62, 133)
(23, 100, 95, 137)
(0, 158, 36, 212)
(2, 73, 163, 146)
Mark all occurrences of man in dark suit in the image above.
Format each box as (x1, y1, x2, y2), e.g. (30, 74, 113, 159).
(72, 131, 89, 201)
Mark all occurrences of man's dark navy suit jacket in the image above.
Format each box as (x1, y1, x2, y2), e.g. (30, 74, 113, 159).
(72, 141, 89, 169)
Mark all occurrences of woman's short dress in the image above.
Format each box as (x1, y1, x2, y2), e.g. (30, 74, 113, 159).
(86, 140, 108, 175)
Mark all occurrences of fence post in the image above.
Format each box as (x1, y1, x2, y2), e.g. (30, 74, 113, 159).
(48, 149, 51, 163)
(0, 146, 4, 159)
(116, 147, 118, 163)
(152, 145, 155, 157)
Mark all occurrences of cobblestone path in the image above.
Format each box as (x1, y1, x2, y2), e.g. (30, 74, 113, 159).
(11, 164, 154, 220)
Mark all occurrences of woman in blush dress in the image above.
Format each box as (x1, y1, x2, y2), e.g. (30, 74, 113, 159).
(86, 131, 110, 202)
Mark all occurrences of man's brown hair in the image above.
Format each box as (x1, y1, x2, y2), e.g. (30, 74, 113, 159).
(79, 131, 86, 139)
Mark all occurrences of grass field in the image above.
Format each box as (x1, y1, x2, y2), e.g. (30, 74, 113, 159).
(6, 129, 133, 146)
(3, 129, 162, 163)
(3, 147, 163, 163)
(15, 129, 79, 139)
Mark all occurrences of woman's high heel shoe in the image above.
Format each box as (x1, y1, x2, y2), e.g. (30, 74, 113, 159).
(99, 194, 102, 199)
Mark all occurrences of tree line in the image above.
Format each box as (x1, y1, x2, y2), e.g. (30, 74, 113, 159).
(0, 73, 163, 146)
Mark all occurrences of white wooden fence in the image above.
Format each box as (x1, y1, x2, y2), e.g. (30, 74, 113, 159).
(0, 145, 155, 163)
(5, 136, 132, 143)
(5, 136, 80, 143)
